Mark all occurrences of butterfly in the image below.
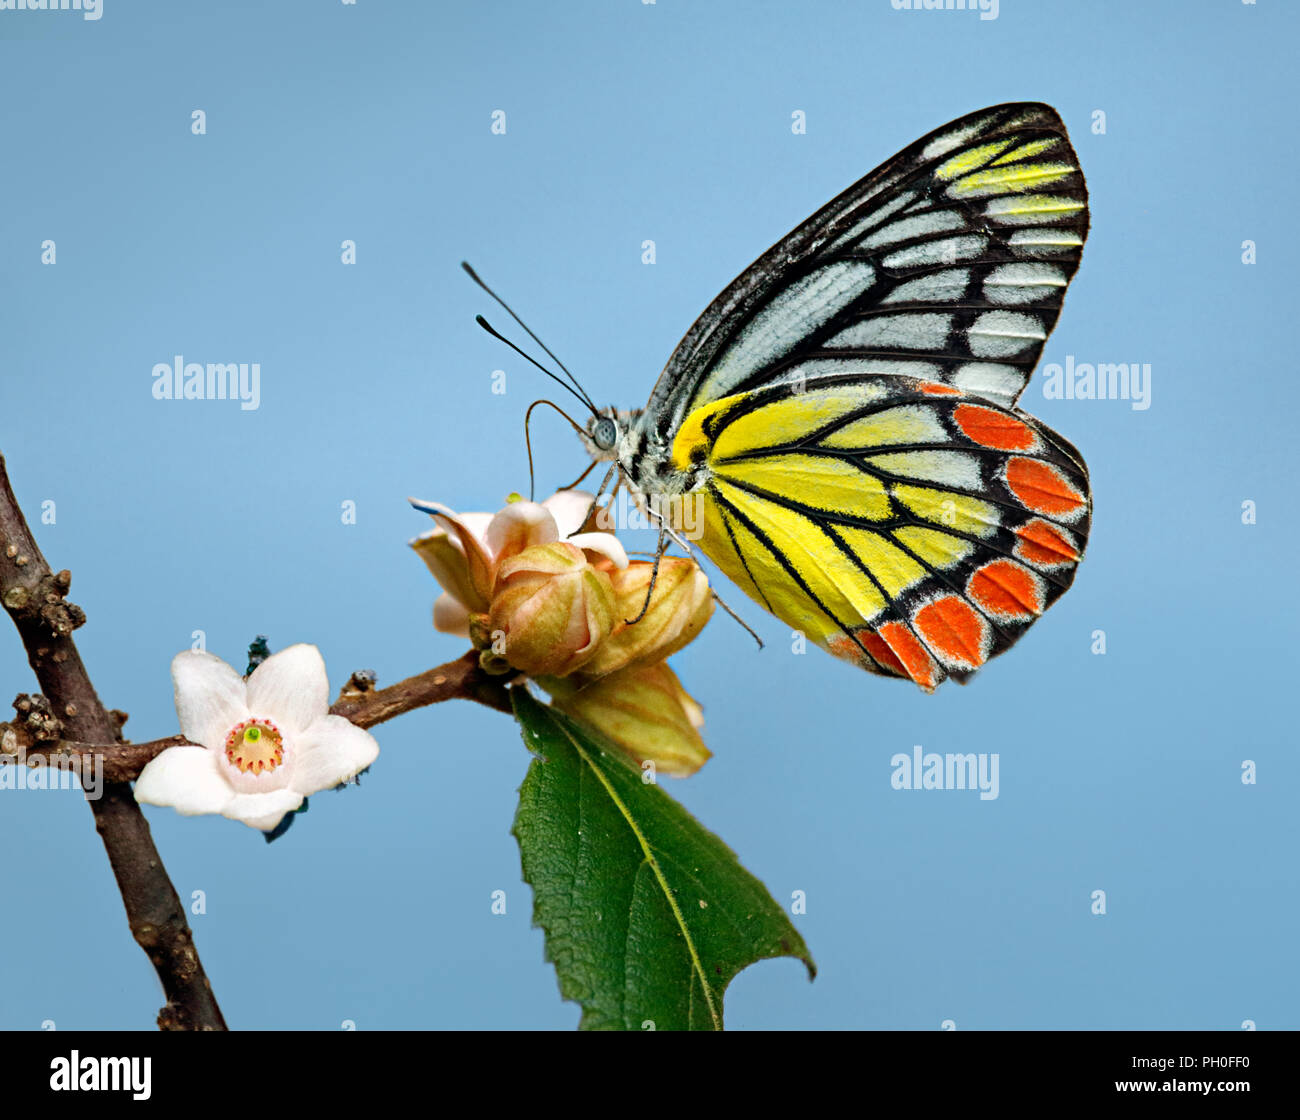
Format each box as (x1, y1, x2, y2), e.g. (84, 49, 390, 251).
(487, 103, 1091, 691)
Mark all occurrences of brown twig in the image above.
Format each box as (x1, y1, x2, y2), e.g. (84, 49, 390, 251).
(330, 652, 513, 727)
(1, 728, 194, 783)
(2, 650, 512, 782)
(0, 452, 227, 1030)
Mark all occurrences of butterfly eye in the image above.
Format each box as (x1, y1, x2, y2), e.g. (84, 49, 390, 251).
(593, 418, 618, 450)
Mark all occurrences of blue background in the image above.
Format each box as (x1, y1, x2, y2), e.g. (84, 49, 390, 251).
(1, 0, 1294, 1030)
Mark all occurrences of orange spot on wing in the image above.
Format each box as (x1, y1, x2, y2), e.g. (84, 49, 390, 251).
(830, 629, 917, 681)
(969, 559, 1042, 619)
(827, 632, 870, 667)
(1005, 457, 1085, 516)
(953, 404, 1036, 451)
(857, 631, 907, 677)
(1015, 518, 1079, 567)
(877, 621, 940, 689)
(914, 596, 988, 669)
(919, 381, 962, 396)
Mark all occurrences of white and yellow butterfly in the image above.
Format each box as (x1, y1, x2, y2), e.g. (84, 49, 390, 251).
(485, 103, 1091, 691)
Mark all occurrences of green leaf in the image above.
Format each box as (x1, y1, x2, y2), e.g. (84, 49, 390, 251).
(510, 687, 815, 1031)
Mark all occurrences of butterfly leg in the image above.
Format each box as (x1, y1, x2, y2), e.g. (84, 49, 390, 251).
(625, 524, 668, 625)
(640, 496, 765, 649)
(555, 457, 600, 493)
(564, 464, 618, 537)
(709, 590, 764, 650)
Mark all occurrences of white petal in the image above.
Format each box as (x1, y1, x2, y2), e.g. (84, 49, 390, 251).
(245, 643, 329, 735)
(454, 511, 494, 547)
(411, 529, 480, 612)
(569, 531, 628, 569)
(428, 511, 495, 607)
(409, 499, 493, 551)
(290, 715, 380, 796)
(485, 501, 558, 560)
(135, 746, 233, 817)
(433, 592, 471, 636)
(222, 789, 305, 831)
(543, 489, 598, 537)
(171, 651, 249, 750)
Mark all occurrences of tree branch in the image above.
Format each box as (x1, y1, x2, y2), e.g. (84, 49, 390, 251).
(330, 652, 514, 727)
(2, 650, 513, 782)
(0, 452, 226, 1031)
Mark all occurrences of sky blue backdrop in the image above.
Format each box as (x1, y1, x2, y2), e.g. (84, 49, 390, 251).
(1, 0, 1295, 1030)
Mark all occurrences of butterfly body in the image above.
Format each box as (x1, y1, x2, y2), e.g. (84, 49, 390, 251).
(581, 104, 1092, 691)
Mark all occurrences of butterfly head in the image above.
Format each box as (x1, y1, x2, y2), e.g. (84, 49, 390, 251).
(589, 413, 619, 453)
(581, 407, 639, 463)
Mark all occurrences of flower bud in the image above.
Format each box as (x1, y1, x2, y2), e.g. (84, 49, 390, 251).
(489, 541, 615, 677)
(547, 662, 710, 777)
(581, 557, 714, 678)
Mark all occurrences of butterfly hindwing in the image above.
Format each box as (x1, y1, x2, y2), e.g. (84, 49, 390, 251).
(646, 102, 1088, 439)
(674, 373, 1089, 689)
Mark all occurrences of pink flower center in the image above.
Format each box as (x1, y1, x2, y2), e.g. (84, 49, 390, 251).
(224, 718, 284, 776)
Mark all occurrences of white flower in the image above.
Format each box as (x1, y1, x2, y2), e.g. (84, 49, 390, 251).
(408, 490, 627, 638)
(135, 644, 379, 832)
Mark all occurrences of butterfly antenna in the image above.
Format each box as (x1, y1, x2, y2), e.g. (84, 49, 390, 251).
(476, 315, 594, 416)
(462, 262, 599, 414)
(524, 398, 587, 501)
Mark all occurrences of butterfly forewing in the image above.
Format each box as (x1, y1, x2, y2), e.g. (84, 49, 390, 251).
(647, 102, 1089, 437)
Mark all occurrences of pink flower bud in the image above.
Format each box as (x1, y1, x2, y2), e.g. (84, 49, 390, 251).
(489, 541, 615, 677)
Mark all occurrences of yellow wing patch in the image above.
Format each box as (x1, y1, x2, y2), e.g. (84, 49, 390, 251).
(707, 385, 887, 463)
(892, 484, 999, 537)
(834, 526, 924, 599)
(948, 162, 1076, 200)
(819, 405, 947, 450)
(714, 454, 891, 521)
(989, 137, 1058, 165)
(894, 526, 974, 570)
(934, 139, 1013, 181)
(709, 480, 879, 643)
